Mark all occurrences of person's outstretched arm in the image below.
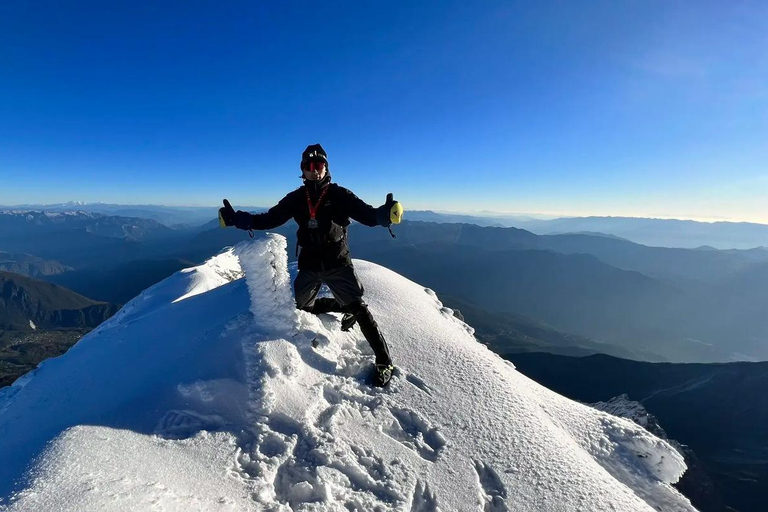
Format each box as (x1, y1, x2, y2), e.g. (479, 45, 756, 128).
(343, 189, 402, 228)
(341, 188, 379, 227)
(220, 193, 295, 231)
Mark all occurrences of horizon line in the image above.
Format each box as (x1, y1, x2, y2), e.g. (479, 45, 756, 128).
(2, 201, 768, 227)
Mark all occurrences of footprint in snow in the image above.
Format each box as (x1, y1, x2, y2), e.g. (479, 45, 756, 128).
(405, 373, 434, 396)
(474, 460, 509, 512)
(383, 407, 446, 462)
(154, 410, 225, 439)
(316, 382, 384, 431)
(410, 479, 440, 512)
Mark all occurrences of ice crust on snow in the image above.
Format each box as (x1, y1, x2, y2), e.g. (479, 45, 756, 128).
(0, 234, 694, 511)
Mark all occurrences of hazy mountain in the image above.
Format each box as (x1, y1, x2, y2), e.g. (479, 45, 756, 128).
(0, 252, 72, 277)
(1, 203, 217, 228)
(537, 232, 767, 285)
(346, 222, 768, 362)
(515, 216, 768, 250)
(383, 211, 768, 250)
(510, 352, 768, 512)
(0, 210, 186, 268)
(0, 203, 268, 229)
(350, 240, 708, 361)
(0, 210, 173, 241)
(437, 294, 650, 360)
(348, 220, 768, 285)
(404, 210, 508, 227)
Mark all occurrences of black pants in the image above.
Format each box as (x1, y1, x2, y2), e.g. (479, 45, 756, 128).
(294, 265, 392, 366)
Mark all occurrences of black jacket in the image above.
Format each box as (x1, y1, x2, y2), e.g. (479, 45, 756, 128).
(248, 175, 383, 271)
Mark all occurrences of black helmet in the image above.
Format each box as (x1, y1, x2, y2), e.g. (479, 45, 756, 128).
(300, 143, 328, 171)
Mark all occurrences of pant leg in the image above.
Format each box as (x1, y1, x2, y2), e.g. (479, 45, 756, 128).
(311, 297, 344, 314)
(324, 265, 392, 366)
(293, 269, 323, 310)
(320, 265, 365, 307)
(294, 270, 344, 314)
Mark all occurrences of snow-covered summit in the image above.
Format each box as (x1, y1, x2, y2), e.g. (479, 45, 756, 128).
(0, 235, 694, 511)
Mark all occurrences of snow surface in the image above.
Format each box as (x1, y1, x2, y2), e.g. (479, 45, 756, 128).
(591, 395, 670, 444)
(0, 235, 695, 511)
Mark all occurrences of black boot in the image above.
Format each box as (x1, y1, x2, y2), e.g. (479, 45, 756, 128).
(344, 300, 392, 367)
(341, 313, 357, 331)
(373, 364, 395, 387)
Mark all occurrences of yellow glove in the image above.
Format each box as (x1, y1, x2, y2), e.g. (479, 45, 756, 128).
(377, 193, 404, 226)
(389, 197, 403, 224)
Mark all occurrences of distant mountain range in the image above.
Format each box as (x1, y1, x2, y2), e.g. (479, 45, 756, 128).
(0, 210, 173, 241)
(348, 221, 768, 363)
(6, 204, 766, 249)
(0, 210, 193, 269)
(405, 211, 768, 250)
(0, 202, 264, 229)
(515, 216, 768, 250)
(510, 351, 768, 512)
(4, 208, 768, 363)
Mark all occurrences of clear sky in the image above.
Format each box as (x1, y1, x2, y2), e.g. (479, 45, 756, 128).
(1, 0, 766, 223)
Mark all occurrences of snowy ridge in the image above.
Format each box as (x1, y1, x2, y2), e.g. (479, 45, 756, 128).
(592, 395, 659, 431)
(0, 235, 694, 511)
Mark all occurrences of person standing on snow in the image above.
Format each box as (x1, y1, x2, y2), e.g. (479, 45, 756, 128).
(218, 144, 403, 387)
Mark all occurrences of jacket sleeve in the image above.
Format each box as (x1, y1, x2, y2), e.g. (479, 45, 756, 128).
(249, 192, 296, 230)
(340, 187, 379, 227)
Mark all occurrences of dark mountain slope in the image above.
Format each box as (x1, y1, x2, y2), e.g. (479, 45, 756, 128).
(0, 272, 120, 388)
(509, 352, 768, 512)
(0, 271, 119, 331)
(48, 259, 196, 304)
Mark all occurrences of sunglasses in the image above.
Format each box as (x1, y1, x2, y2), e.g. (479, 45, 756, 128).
(306, 161, 327, 172)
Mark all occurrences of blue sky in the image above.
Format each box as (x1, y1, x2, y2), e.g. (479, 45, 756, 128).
(1, 0, 766, 222)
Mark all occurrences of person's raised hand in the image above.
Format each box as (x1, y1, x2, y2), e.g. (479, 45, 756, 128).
(218, 199, 236, 227)
(219, 199, 253, 231)
(376, 193, 403, 226)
